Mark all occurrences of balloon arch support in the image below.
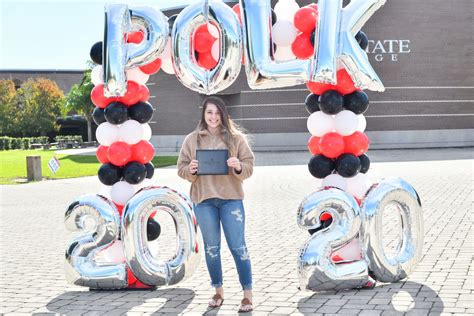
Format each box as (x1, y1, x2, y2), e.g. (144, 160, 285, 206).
(65, 0, 423, 291)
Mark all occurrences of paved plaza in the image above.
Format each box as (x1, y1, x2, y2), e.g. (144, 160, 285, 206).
(0, 148, 473, 315)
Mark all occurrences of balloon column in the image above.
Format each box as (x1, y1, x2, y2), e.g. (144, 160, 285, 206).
(64, 6, 201, 290)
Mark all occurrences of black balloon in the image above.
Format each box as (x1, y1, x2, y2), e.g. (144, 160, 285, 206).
(305, 93, 320, 114)
(145, 162, 155, 179)
(92, 107, 106, 125)
(90, 41, 103, 65)
(355, 31, 369, 50)
(359, 154, 371, 174)
(344, 90, 369, 114)
(123, 162, 147, 184)
(147, 217, 161, 241)
(310, 29, 315, 46)
(128, 101, 154, 124)
(319, 90, 344, 115)
(308, 155, 335, 179)
(271, 9, 277, 25)
(308, 216, 333, 235)
(335, 154, 361, 178)
(168, 14, 178, 31)
(98, 163, 122, 186)
(104, 102, 129, 125)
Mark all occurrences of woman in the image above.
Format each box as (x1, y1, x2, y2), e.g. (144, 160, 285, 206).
(177, 96, 254, 313)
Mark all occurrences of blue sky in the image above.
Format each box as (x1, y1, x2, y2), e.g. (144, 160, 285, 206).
(0, 0, 206, 70)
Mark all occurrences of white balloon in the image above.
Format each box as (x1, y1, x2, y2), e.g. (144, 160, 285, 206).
(142, 123, 152, 141)
(335, 110, 359, 136)
(96, 122, 120, 146)
(119, 120, 143, 145)
(161, 58, 174, 74)
(91, 65, 103, 86)
(307, 111, 335, 137)
(322, 174, 348, 192)
(272, 21, 297, 46)
(96, 240, 126, 263)
(211, 41, 220, 61)
(357, 114, 367, 132)
(126, 67, 149, 85)
(331, 238, 363, 262)
(274, 0, 300, 22)
(347, 173, 373, 199)
(98, 184, 112, 199)
(111, 181, 135, 206)
(274, 45, 296, 62)
(160, 37, 172, 60)
(207, 23, 219, 38)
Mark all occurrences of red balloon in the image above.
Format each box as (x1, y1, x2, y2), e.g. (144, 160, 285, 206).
(307, 4, 318, 11)
(307, 135, 321, 155)
(320, 212, 332, 221)
(115, 204, 124, 217)
(96, 145, 109, 163)
(127, 30, 144, 44)
(126, 267, 153, 289)
(291, 33, 314, 59)
(306, 68, 357, 96)
(232, 4, 242, 24)
(90, 85, 118, 108)
(294, 7, 318, 33)
(319, 132, 345, 159)
(131, 140, 154, 164)
(107, 142, 132, 166)
(194, 31, 216, 54)
(197, 51, 218, 70)
(139, 57, 162, 75)
(139, 84, 150, 102)
(335, 68, 357, 95)
(117, 81, 142, 106)
(306, 81, 333, 95)
(344, 131, 369, 156)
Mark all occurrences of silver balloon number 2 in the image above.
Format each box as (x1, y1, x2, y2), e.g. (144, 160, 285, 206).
(297, 188, 369, 291)
(297, 178, 423, 291)
(65, 187, 201, 289)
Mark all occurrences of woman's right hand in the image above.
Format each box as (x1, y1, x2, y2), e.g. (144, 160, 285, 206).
(189, 160, 199, 174)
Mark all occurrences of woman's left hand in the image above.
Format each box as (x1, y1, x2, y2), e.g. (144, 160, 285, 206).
(227, 157, 242, 172)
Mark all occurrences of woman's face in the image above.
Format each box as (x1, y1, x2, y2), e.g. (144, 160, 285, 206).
(204, 102, 222, 129)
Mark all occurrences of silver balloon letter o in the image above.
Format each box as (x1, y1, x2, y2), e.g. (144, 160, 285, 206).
(122, 187, 201, 286)
(361, 178, 423, 283)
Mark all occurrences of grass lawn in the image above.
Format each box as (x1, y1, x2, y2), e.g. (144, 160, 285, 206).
(0, 149, 178, 185)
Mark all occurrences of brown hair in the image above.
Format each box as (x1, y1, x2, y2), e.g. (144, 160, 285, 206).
(197, 96, 247, 156)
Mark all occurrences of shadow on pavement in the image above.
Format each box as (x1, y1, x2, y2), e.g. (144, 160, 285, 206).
(46, 287, 195, 314)
(296, 281, 444, 315)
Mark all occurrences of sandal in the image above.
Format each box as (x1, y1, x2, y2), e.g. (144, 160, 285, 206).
(238, 297, 253, 313)
(208, 293, 224, 308)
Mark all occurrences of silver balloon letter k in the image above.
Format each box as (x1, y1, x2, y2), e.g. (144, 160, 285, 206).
(313, 0, 386, 92)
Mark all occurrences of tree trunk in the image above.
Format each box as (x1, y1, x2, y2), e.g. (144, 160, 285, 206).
(86, 118, 92, 142)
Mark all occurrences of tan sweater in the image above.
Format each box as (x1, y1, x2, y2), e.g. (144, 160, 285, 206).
(177, 129, 255, 204)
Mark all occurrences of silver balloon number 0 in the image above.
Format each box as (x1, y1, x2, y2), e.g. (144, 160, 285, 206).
(65, 187, 201, 290)
(297, 178, 423, 291)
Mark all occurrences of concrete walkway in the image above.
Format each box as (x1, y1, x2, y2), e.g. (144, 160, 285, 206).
(1, 148, 473, 315)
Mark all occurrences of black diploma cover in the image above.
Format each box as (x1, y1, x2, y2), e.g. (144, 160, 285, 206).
(196, 149, 229, 175)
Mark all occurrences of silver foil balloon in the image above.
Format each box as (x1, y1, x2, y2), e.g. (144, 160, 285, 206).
(122, 186, 201, 286)
(360, 178, 423, 283)
(297, 188, 368, 291)
(64, 194, 127, 289)
(172, 0, 242, 94)
(240, 0, 313, 89)
(104, 4, 168, 97)
(313, 0, 386, 91)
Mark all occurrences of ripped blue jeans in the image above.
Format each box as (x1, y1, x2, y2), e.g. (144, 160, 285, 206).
(194, 198, 252, 290)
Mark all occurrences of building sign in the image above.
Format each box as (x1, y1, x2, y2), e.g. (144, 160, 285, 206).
(366, 40, 411, 62)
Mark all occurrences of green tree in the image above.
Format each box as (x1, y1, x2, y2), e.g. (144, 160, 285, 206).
(0, 80, 18, 135)
(9, 78, 65, 137)
(65, 69, 94, 142)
